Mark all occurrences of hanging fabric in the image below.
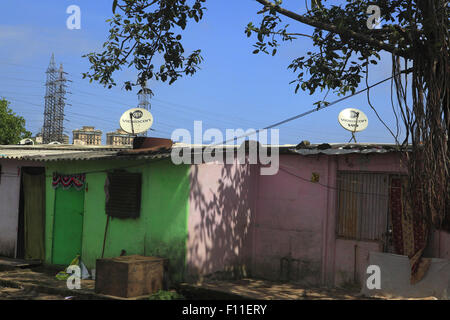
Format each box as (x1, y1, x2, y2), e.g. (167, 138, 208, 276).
(52, 173, 86, 190)
(22, 169, 46, 261)
(390, 176, 431, 284)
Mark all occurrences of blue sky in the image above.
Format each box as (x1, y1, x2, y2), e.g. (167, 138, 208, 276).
(0, 0, 404, 145)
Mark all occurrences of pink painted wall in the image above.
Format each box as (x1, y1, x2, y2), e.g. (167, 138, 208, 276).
(187, 162, 256, 280)
(0, 160, 21, 257)
(253, 154, 330, 285)
(187, 151, 448, 288)
(335, 152, 408, 173)
(330, 152, 408, 286)
(253, 152, 409, 286)
(429, 230, 450, 260)
(437, 231, 450, 259)
(334, 239, 382, 286)
(0, 159, 44, 257)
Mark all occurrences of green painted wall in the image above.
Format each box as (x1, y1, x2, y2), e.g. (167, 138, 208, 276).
(45, 159, 190, 282)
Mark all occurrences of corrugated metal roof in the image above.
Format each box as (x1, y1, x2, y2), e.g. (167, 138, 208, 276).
(0, 145, 131, 161)
(0, 143, 405, 162)
(25, 151, 121, 162)
(288, 143, 404, 155)
(0, 149, 94, 160)
(0, 145, 131, 151)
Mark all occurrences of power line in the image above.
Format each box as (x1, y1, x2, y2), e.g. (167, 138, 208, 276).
(2, 95, 188, 133)
(1, 62, 405, 143)
(2, 86, 398, 142)
(0, 67, 351, 138)
(0, 79, 282, 131)
(2, 85, 383, 141)
(215, 71, 410, 146)
(2, 96, 171, 137)
(1, 87, 310, 141)
(278, 166, 406, 197)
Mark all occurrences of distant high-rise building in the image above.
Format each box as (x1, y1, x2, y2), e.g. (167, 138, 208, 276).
(42, 54, 68, 144)
(73, 126, 102, 145)
(106, 129, 134, 146)
(62, 134, 70, 144)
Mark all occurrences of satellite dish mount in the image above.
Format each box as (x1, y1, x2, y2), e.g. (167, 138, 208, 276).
(349, 111, 359, 143)
(338, 108, 369, 143)
(129, 112, 135, 135)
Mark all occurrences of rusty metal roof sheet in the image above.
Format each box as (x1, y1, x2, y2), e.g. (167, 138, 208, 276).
(288, 143, 405, 155)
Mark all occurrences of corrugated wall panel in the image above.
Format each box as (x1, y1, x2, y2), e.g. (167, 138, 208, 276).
(337, 172, 389, 241)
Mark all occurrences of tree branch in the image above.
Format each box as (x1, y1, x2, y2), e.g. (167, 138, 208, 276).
(255, 0, 409, 58)
(248, 26, 313, 38)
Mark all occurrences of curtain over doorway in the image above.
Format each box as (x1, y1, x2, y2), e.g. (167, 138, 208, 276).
(21, 167, 46, 261)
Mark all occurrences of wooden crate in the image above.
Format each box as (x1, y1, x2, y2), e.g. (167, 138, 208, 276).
(95, 255, 167, 298)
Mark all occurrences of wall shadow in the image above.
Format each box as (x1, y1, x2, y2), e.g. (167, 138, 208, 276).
(187, 163, 255, 282)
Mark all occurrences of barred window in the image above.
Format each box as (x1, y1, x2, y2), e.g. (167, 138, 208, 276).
(105, 171, 142, 219)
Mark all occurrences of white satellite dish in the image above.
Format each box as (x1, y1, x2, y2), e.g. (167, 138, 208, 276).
(119, 108, 153, 134)
(19, 138, 34, 145)
(338, 108, 369, 132)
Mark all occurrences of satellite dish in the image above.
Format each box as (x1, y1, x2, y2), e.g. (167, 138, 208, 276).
(120, 108, 153, 134)
(338, 108, 368, 132)
(19, 138, 34, 145)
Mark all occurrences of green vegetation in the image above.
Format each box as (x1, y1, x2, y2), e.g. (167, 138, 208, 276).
(0, 98, 31, 145)
(84, 0, 449, 232)
(148, 290, 185, 300)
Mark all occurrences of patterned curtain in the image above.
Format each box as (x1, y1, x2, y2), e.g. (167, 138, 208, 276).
(52, 173, 86, 190)
(390, 176, 431, 284)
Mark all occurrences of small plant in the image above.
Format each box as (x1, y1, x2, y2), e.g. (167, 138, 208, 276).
(148, 290, 185, 300)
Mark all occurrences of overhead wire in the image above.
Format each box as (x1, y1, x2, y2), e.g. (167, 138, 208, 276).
(213, 70, 411, 146)
(1, 61, 407, 143)
(0, 62, 373, 140)
(0, 77, 394, 142)
(0, 83, 311, 141)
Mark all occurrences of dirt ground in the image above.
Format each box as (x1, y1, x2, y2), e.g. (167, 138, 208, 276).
(0, 267, 440, 300)
(0, 285, 69, 300)
(179, 278, 369, 300)
(0, 267, 99, 300)
(179, 278, 440, 300)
